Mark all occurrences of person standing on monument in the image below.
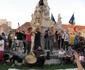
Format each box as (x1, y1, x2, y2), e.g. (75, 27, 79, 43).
(55, 30, 58, 49)
(63, 30, 70, 50)
(34, 28, 42, 50)
(73, 32, 81, 50)
(25, 27, 32, 54)
(48, 27, 55, 53)
(15, 30, 23, 50)
(44, 28, 50, 49)
(8, 31, 13, 50)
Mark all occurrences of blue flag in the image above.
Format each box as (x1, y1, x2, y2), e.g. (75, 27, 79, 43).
(51, 14, 56, 24)
(69, 13, 75, 25)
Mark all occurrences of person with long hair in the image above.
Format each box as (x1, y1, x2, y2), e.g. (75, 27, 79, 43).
(25, 27, 32, 54)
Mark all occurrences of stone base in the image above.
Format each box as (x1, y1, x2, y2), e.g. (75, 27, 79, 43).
(44, 50, 60, 65)
(45, 59, 60, 65)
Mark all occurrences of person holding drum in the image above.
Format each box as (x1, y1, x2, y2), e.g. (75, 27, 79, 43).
(32, 46, 45, 68)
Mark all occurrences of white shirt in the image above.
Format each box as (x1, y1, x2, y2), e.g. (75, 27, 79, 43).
(79, 56, 84, 61)
(0, 40, 4, 51)
(59, 50, 66, 57)
(62, 33, 65, 39)
(64, 33, 70, 42)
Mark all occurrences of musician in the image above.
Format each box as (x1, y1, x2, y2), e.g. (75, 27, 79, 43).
(32, 46, 45, 68)
(10, 47, 24, 67)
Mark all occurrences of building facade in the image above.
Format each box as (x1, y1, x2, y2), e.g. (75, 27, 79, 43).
(62, 24, 85, 37)
(0, 19, 12, 27)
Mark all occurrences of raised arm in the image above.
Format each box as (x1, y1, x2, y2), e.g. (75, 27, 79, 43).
(74, 52, 83, 70)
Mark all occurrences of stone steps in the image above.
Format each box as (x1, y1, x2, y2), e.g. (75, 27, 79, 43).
(44, 50, 60, 65)
(6, 50, 60, 65)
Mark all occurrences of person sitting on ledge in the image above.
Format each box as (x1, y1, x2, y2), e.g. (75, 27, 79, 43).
(32, 46, 45, 68)
(58, 47, 66, 65)
(10, 47, 24, 67)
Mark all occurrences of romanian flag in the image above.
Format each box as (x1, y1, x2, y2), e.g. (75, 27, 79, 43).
(73, 26, 77, 32)
(50, 14, 56, 26)
(69, 13, 77, 32)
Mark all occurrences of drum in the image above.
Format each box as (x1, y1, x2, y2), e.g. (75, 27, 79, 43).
(25, 55, 37, 66)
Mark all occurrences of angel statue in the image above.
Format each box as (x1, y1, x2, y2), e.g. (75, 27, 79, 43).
(57, 14, 62, 29)
(58, 14, 62, 24)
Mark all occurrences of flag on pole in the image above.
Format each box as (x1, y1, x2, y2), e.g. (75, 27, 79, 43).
(69, 13, 75, 25)
(69, 13, 77, 32)
(50, 14, 56, 26)
(73, 26, 77, 32)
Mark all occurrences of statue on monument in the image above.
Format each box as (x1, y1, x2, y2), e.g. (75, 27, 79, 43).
(31, 0, 50, 25)
(39, 0, 44, 6)
(57, 14, 62, 29)
(43, 0, 48, 6)
(39, 0, 48, 6)
(58, 14, 62, 24)
(39, 0, 50, 20)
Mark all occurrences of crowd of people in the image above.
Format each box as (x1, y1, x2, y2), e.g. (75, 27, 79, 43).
(0, 26, 85, 69)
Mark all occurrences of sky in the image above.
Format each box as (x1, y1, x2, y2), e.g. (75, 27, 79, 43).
(0, 0, 85, 29)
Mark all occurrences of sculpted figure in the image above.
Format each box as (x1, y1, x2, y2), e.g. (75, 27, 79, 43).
(39, 0, 44, 6)
(58, 14, 62, 24)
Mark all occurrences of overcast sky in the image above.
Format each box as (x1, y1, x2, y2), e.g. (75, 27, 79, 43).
(0, 0, 85, 29)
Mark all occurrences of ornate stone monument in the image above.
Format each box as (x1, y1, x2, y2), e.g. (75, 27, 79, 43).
(30, 0, 51, 50)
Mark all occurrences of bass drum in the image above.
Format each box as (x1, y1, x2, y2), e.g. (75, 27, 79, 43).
(24, 55, 37, 66)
